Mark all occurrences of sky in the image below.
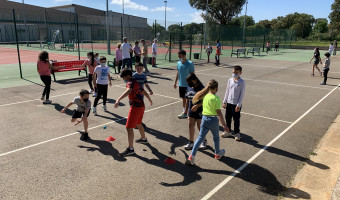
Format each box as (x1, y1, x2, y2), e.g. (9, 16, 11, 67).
(10, 0, 334, 25)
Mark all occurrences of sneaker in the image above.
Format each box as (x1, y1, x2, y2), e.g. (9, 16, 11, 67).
(320, 82, 326, 85)
(103, 105, 107, 112)
(89, 89, 93, 94)
(184, 141, 194, 150)
(178, 112, 188, 119)
(311, 74, 315, 77)
(93, 92, 97, 97)
(185, 155, 195, 165)
(199, 140, 208, 149)
(119, 148, 135, 157)
(92, 107, 97, 115)
(135, 138, 148, 144)
(221, 131, 233, 138)
(40, 95, 45, 101)
(80, 132, 89, 141)
(215, 149, 226, 160)
(234, 133, 241, 141)
(145, 72, 150, 76)
(43, 99, 52, 104)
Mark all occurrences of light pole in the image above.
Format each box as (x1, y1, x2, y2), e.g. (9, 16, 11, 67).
(106, 0, 111, 54)
(164, 0, 167, 41)
(122, 0, 125, 37)
(242, 0, 248, 48)
(203, 0, 208, 49)
(22, 0, 28, 46)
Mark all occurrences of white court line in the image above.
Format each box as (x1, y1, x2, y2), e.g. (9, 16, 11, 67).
(201, 83, 340, 200)
(196, 73, 333, 91)
(241, 112, 292, 124)
(0, 100, 182, 157)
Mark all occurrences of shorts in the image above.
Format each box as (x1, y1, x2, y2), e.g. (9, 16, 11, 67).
(126, 107, 145, 128)
(72, 109, 90, 119)
(188, 109, 203, 119)
(314, 60, 320, 65)
(179, 86, 187, 98)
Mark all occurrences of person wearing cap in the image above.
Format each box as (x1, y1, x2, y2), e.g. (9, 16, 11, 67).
(152, 39, 157, 68)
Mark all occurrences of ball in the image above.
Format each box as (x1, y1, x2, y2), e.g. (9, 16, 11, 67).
(103, 125, 107, 129)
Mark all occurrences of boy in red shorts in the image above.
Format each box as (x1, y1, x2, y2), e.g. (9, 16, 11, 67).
(114, 68, 153, 156)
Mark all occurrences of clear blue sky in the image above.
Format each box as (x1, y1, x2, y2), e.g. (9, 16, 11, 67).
(12, 0, 333, 24)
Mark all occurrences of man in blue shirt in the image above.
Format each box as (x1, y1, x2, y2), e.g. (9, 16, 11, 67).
(174, 50, 195, 119)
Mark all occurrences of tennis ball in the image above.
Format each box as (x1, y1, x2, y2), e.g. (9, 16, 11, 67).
(103, 125, 107, 129)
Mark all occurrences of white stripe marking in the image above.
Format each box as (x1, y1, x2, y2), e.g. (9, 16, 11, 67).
(241, 112, 292, 124)
(201, 83, 340, 200)
(0, 100, 182, 157)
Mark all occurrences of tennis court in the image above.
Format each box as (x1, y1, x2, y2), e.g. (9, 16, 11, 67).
(0, 48, 339, 199)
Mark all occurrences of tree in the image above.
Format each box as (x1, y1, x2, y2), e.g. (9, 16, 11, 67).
(183, 23, 202, 34)
(168, 24, 182, 33)
(314, 18, 328, 33)
(229, 15, 254, 27)
(329, 0, 340, 36)
(189, 0, 246, 25)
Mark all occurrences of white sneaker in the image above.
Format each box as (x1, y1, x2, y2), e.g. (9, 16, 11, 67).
(103, 105, 107, 112)
(43, 99, 52, 104)
(199, 140, 208, 149)
(92, 107, 97, 115)
(221, 131, 233, 138)
(234, 133, 241, 141)
(184, 141, 194, 150)
(89, 89, 93, 94)
(93, 92, 97, 97)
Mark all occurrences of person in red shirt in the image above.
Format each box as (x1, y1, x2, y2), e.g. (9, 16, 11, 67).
(215, 48, 221, 66)
(37, 51, 63, 104)
(114, 68, 152, 157)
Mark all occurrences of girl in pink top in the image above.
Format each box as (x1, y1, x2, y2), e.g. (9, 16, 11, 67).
(115, 43, 122, 73)
(37, 51, 60, 104)
(84, 52, 97, 94)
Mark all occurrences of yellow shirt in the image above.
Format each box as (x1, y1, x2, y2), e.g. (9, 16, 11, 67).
(202, 93, 221, 116)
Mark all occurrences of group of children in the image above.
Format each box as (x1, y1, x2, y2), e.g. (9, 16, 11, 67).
(310, 46, 332, 85)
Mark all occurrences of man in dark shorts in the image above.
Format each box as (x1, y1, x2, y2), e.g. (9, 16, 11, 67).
(174, 50, 195, 119)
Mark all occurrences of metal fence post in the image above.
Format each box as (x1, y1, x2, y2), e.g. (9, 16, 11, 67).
(154, 20, 157, 39)
(169, 33, 172, 62)
(189, 34, 192, 60)
(13, 9, 23, 79)
(76, 14, 80, 60)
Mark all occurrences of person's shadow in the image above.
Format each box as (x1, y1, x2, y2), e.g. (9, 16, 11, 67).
(77, 135, 126, 162)
(52, 103, 73, 116)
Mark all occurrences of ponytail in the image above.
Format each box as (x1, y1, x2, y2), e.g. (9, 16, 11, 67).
(192, 79, 218, 104)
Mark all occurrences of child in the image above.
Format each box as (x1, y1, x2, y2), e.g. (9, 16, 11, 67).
(184, 73, 206, 150)
(221, 65, 245, 141)
(206, 43, 213, 63)
(61, 89, 91, 140)
(133, 41, 141, 63)
(321, 52, 331, 85)
(84, 52, 97, 94)
(329, 43, 334, 56)
(114, 68, 153, 157)
(266, 41, 270, 54)
(92, 56, 112, 115)
(94, 53, 100, 65)
(115, 43, 122, 74)
(275, 41, 279, 52)
(133, 62, 153, 129)
(310, 48, 322, 77)
(215, 47, 221, 66)
(186, 79, 230, 165)
(37, 51, 63, 104)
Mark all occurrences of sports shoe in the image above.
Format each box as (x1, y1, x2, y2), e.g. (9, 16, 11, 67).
(178, 112, 188, 119)
(93, 92, 97, 97)
(184, 141, 194, 150)
(199, 140, 208, 149)
(89, 89, 93, 94)
(119, 148, 135, 157)
(311, 74, 315, 77)
(80, 132, 89, 141)
(43, 99, 52, 104)
(186, 155, 195, 165)
(40, 95, 45, 100)
(135, 138, 148, 144)
(103, 105, 107, 112)
(215, 149, 226, 160)
(92, 107, 97, 115)
(221, 131, 233, 138)
(234, 133, 241, 141)
(320, 82, 326, 85)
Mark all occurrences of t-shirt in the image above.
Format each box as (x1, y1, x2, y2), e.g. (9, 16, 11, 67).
(202, 93, 222, 116)
(142, 44, 148, 57)
(206, 46, 213, 53)
(314, 53, 320, 61)
(86, 59, 97, 74)
(115, 48, 122, 61)
(152, 43, 157, 54)
(94, 66, 110, 85)
(177, 60, 195, 87)
(121, 43, 131, 59)
(266, 42, 270, 48)
(37, 60, 51, 76)
(134, 46, 141, 56)
(216, 48, 221, 55)
(127, 78, 145, 107)
(73, 96, 91, 112)
(329, 45, 334, 51)
(185, 83, 205, 115)
(217, 43, 221, 50)
(324, 58, 331, 70)
(132, 72, 147, 88)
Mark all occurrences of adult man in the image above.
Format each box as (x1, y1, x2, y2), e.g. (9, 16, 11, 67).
(152, 39, 157, 68)
(141, 39, 150, 75)
(121, 37, 132, 70)
(174, 50, 195, 119)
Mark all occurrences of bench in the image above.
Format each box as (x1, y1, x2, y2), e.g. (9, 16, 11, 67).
(51, 60, 87, 81)
(43, 42, 55, 50)
(231, 48, 246, 58)
(61, 43, 75, 51)
(247, 47, 261, 56)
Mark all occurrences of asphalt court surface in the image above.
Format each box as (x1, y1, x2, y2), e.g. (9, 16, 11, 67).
(1, 56, 340, 200)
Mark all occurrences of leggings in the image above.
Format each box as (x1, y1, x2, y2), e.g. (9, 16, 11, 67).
(88, 74, 94, 90)
(93, 84, 108, 107)
(324, 68, 329, 84)
(40, 75, 51, 100)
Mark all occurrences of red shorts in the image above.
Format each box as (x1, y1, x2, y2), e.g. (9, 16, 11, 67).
(126, 107, 145, 128)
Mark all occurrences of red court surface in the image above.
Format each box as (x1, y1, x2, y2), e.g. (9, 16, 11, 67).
(0, 47, 86, 65)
